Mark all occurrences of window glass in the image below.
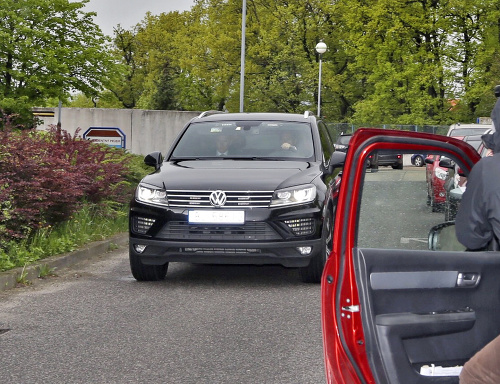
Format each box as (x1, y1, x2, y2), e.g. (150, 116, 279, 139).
(357, 150, 466, 251)
(171, 121, 314, 159)
(318, 121, 334, 160)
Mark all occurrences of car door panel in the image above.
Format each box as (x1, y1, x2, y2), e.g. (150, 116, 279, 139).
(355, 248, 500, 383)
(321, 129, 486, 384)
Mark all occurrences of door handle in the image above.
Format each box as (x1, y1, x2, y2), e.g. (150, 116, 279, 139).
(456, 272, 480, 287)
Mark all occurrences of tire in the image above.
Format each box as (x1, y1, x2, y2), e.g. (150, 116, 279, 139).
(392, 163, 403, 170)
(299, 208, 333, 283)
(129, 246, 168, 281)
(413, 155, 424, 167)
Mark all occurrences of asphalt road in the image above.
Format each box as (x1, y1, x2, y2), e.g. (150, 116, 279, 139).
(0, 248, 325, 384)
(0, 166, 434, 384)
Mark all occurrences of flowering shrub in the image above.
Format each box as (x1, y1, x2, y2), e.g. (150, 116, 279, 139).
(0, 125, 135, 245)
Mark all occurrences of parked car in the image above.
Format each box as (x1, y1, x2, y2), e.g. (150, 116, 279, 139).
(441, 130, 493, 221)
(322, 128, 483, 384)
(367, 152, 404, 169)
(411, 153, 426, 167)
(334, 133, 352, 153)
(334, 132, 402, 169)
(425, 154, 448, 211)
(446, 123, 491, 138)
(425, 128, 486, 212)
(129, 111, 345, 283)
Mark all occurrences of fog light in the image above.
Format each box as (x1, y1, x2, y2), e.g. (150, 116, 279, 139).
(134, 244, 147, 254)
(297, 246, 312, 255)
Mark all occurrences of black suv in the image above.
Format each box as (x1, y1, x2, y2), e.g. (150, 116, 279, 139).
(129, 112, 344, 283)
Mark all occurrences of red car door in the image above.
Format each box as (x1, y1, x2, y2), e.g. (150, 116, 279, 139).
(321, 129, 495, 384)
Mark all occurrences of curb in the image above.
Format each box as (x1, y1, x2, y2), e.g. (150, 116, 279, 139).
(0, 233, 129, 292)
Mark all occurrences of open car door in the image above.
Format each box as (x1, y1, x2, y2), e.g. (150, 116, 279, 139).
(321, 129, 496, 384)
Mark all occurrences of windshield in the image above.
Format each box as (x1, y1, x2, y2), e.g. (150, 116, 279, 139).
(465, 137, 482, 151)
(449, 128, 490, 137)
(170, 120, 315, 160)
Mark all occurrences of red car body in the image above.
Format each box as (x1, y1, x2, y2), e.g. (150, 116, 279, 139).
(321, 128, 481, 383)
(425, 154, 448, 211)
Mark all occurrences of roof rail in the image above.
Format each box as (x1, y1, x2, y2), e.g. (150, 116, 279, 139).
(303, 110, 314, 118)
(198, 110, 226, 118)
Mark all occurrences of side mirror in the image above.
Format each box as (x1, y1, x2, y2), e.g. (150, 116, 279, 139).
(439, 157, 454, 169)
(428, 222, 466, 251)
(326, 151, 346, 174)
(144, 151, 163, 170)
(424, 157, 434, 165)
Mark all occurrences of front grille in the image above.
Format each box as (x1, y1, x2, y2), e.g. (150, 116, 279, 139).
(182, 248, 261, 254)
(156, 221, 281, 241)
(166, 190, 273, 208)
(283, 218, 315, 236)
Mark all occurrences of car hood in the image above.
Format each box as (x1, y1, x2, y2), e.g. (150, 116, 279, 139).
(141, 160, 321, 191)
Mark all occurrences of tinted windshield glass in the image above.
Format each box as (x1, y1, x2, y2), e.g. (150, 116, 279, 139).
(171, 121, 314, 159)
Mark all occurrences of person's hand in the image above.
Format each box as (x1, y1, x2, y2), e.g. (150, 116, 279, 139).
(281, 142, 297, 151)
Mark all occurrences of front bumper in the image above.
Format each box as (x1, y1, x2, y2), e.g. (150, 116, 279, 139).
(129, 237, 322, 267)
(129, 201, 324, 268)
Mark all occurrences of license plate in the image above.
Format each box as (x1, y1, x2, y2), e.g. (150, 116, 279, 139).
(188, 210, 245, 224)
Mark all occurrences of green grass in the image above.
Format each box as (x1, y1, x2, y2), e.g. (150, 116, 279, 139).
(0, 203, 128, 272)
(38, 264, 58, 278)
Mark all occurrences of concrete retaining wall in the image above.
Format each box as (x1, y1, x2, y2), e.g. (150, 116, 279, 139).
(33, 108, 419, 166)
(34, 107, 200, 156)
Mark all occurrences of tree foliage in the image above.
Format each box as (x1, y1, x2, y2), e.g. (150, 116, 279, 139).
(110, 0, 500, 124)
(3, 0, 499, 125)
(0, 0, 117, 118)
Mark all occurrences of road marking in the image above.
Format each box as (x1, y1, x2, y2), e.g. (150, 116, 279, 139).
(401, 237, 428, 244)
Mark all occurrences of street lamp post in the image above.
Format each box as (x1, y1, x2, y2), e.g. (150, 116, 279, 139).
(315, 41, 327, 117)
(239, 0, 247, 112)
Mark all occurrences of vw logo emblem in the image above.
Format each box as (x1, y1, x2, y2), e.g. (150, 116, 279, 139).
(209, 190, 227, 207)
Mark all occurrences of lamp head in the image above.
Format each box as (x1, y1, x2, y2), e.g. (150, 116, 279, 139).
(315, 41, 327, 54)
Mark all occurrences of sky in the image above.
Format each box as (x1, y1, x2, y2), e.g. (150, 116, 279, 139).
(83, 0, 196, 36)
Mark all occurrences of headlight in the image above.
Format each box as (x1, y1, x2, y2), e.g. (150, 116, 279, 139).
(136, 184, 168, 206)
(434, 167, 448, 181)
(270, 185, 316, 207)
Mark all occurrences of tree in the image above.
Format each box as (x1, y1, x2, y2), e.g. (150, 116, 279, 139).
(110, 26, 142, 108)
(0, 0, 116, 108)
(446, 0, 500, 121)
(108, 0, 500, 125)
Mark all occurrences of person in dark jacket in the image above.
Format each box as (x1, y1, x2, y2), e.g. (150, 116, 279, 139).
(455, 98, 500, 251)
(456, 91, 500, 384)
